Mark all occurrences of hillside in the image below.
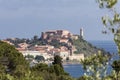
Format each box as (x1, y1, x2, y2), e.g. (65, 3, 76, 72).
(3, 36, 110, 58)
(72, 38, 109, 57)
(2, 30, 111, 58)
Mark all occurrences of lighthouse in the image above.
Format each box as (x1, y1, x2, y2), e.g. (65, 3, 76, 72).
(80, 28, 84, 39)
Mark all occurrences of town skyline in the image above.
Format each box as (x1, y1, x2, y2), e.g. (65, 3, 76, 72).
(0, 0, 116, 40)
(2, 29, 106, 64)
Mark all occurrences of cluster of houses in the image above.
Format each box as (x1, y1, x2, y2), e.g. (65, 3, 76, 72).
(2, 29, 84, 64)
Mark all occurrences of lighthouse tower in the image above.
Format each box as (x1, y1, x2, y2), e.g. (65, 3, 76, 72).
(80, 28, 84, 39)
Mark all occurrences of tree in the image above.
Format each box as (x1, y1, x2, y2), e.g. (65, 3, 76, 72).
(30, 63, 71, 80)
(0, 41, 73, 80)
(31, 63, 49, 72)
(52, 55, 63, 68)
(97, 0, 120, 79)
(52, 55, 70, 76)
(0, 41, 29, 79)
(35, 55, 45, 62)
(50, 39, 60, 48)
(97, 0, 118, 8)
(53, 64, 65, 76)
(33, 35, 39, 41)
(25, 54, 34, 59)
(111, 60, 120, 80)
(81, 52, 109, 80)
(96, 0, 120, 55)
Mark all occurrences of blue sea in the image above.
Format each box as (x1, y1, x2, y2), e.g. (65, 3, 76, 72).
(63, 40, 119, 78)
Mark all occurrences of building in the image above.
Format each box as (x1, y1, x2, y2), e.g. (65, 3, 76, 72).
(80, 28, 84, 38)
(2, 40, 14, 45)
(18, 43, 29, 49)
(71, 35, 79, 40)
(69, 54, 84, 61)
(54, 50, 70, 60)
(20, 50, 52, 60)
(41, 30, 72, 40)
(59, 39, 69, 43)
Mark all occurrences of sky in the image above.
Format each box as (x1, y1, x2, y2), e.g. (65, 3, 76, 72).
(0, 0, 117, 41)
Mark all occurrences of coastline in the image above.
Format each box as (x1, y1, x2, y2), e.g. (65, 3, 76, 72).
(62, 61, 80, 65)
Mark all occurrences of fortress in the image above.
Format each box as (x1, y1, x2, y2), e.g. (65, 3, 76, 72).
(41, 30, 72, 40)
(41, 29, 84, 40)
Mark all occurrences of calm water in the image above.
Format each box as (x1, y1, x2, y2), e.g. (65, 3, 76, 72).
(64, 64, 84, 78)
(90, 41, 117, 54)
(64, 40, 118, 78)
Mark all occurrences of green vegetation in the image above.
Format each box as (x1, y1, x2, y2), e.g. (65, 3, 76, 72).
(0, 41, 29, 79)
(0, 41, 110, 80)
(80, 52, 109, 80)
(35, 55, 45, 62)
(0, 41, 74, 80)
(78, 0, 120, 79)
(6, 34, 109, 58)
(53, 55, 63, 68)
(111, 60, 120, 80)
(72, 38, 108, 57)
(96, 0, 120, 80)
(50, 39, 61, 48)
(25, 54, 34, 59)
(6, 35, 43, 48)
(1, 0, 120, 80)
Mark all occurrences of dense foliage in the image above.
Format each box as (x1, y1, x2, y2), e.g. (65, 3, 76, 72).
(0, 41, 29, 79)
(0, 41, 74, 80)
(53, 55, 63, 68)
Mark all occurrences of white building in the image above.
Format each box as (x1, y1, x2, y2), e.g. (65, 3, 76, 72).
(80, 28, 84, 38)
(69, 54, 84, 61)
(20, 51, 52, 60)
(54, 51, 70, 60)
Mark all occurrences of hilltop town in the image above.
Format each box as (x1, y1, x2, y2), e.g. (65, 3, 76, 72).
(2, 29, 109, 64)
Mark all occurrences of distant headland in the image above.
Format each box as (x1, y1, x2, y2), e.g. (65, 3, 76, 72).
(2, 29, 110, 64)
